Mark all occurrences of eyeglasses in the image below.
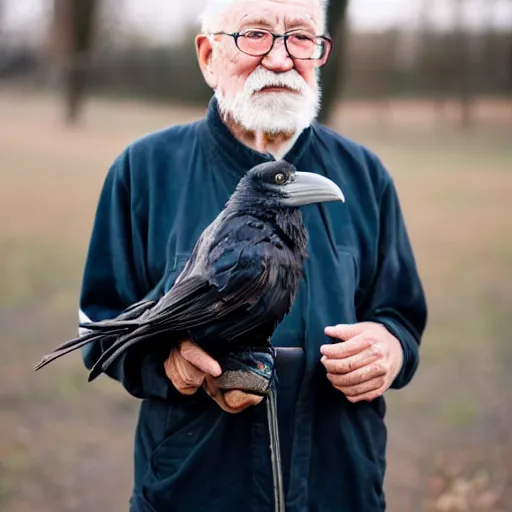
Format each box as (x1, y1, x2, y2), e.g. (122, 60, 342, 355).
(211, 28, 332, 65)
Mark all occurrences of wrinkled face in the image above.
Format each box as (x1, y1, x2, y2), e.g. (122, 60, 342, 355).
(205, 0, 330, 134)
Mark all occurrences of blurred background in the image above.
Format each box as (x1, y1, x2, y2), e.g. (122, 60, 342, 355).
(0, 1, 511, 511)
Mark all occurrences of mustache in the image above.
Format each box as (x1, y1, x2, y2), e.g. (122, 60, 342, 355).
(245, 68, 309, 95)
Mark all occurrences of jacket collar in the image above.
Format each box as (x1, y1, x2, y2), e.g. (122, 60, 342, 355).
(203, 95, 313, 171)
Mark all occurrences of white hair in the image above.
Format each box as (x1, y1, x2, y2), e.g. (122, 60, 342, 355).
(199, 0, 328, 34)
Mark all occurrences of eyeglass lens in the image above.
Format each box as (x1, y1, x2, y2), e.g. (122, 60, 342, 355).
(237, 30, 326, 60)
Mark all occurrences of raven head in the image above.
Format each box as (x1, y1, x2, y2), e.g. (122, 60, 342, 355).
(235, 160, 345, 208)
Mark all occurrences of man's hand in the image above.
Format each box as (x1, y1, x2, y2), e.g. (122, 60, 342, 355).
(320, 322, 403, 403)
(164, 340, 263, 413)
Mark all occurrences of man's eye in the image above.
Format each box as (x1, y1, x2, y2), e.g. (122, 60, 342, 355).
(294, 34, 313, 41)
(288, 32, 316, 44)
(244, 30, 266, 39)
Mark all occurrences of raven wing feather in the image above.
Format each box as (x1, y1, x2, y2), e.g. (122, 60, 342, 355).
(92, 223, 299, 379)
(35, 214, 302, 383)
(91, 239, 275, 377)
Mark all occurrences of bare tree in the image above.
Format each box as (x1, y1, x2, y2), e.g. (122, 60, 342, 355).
(0, 0, 5, 39)
(481, 0, 499, 89)
(318, 0, 350, 125)
(417, 0, 449, 122)
(507, 1, 512, 95)
(53, 0, 99, 125)
(452, 0, 474, 129)
(509, 30, 512, 94)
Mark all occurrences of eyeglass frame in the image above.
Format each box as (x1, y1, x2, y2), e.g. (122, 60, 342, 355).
(209, 29, 333, 66)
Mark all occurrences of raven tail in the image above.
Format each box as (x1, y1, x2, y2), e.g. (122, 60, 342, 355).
(88, 325, 167, 382)
(33, 330, 119, 372)
(79, 320, 141, 331)
(79, 299, 157, 331)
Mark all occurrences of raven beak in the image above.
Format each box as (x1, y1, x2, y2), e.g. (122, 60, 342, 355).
(282, 172, 345, 207)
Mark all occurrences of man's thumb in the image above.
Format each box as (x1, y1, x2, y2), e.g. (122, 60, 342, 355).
(324, 323, 364, 341)
(180, 340, 222, 377)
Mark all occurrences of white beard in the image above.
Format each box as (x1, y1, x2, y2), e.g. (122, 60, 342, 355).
(215, 67, 321, 135)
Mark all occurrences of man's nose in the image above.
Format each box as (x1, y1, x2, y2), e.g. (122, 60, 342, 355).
(261, 37, 294, 73)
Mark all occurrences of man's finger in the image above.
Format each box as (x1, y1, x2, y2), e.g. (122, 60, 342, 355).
(177, 386, 201, 396)
(324, 323, 366, 341)
(224, 390, 264, 410)
(343, 386, 387, 404)
(164, 351, 204, 393)
(180, 340, 222, 377)
(203, 376, 262, 413)
(320, 333, 372, 359)
(174, 352, 207, 387)
(327, 362, 386, 388)
(321, 348, 377, 375)
(332, 376, 385, 398)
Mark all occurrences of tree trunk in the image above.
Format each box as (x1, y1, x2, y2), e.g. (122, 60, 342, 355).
(318, 0, 350, 125)
(0, 0, 5, 42)
(54, 0, 99, 125)
(418, 0, 446, 123)
(508, 27, 512, 93)
(452, 0, 474, 130)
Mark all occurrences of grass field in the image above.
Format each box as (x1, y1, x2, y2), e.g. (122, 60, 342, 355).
(0, 87, 511, 511)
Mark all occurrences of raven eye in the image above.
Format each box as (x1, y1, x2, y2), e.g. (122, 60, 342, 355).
(274, 173, 287, 185)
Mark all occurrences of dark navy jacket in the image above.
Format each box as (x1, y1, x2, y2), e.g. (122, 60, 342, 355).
(79, 97, 427, 511)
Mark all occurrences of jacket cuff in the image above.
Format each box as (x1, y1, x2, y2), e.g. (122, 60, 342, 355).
(118, 347, 183, 401)
(371, 315, 420, 389)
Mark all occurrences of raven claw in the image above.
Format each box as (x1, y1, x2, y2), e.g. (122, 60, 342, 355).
(215, 347, 276, 396)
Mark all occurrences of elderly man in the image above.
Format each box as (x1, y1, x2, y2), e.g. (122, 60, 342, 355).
(79, 0, 427, 510)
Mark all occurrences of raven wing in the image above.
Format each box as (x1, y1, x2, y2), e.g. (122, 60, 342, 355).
(88, 218, 297, 379)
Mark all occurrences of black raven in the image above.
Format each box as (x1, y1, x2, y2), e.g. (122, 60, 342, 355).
(34, 160, 344, 380)
(34, 160, 344, 512)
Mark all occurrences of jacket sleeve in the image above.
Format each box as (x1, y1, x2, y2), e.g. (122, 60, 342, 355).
(358, 167, 428, 389)
(78, 152, 177, 401)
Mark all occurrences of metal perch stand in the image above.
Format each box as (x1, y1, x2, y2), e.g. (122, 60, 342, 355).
(267, 387, 285, 512)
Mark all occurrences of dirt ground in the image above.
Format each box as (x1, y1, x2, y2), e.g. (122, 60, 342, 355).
(0, 88, 511, 511)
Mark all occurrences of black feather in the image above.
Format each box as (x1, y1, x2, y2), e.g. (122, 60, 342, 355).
(33, 161, 331, 382)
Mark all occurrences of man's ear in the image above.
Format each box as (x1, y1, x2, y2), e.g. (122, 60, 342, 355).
(196, 34, 218, 89)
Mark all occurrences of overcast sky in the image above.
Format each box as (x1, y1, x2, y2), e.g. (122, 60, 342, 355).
(3, 0, 512, 44)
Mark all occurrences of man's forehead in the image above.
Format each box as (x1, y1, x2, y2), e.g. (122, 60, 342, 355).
(239, 12, 316, 27)
(227, 1, 321, 29)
